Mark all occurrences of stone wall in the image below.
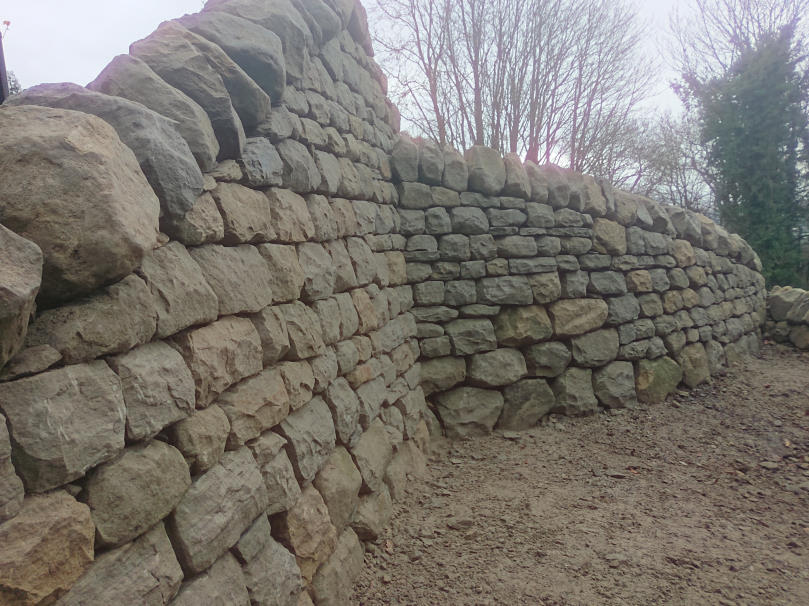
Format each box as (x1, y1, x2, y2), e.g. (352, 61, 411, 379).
(391, 139, 767, 437)
(0, 0, 767, 604)
(767, 286, 809, 349)
(0, 2, 429, 605)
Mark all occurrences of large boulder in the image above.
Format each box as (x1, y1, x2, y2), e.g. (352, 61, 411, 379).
(0, 226, 42, 371)
(178, 11, 286, 102)
(0, 105, 159, 305)
(88, 54, 219, 171)
(8, 83, 202, 221)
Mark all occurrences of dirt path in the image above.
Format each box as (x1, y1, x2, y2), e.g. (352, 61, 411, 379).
(352, 344, 809, 605)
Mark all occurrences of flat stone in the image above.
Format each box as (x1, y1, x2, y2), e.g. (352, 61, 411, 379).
(58, 522, 183, 606)
(170, 447, 268, 574)
(434, 387, 504, 438)
(477, 276, 534, 305)
(167, 405, 230, 475)
(0, 491, 94, 605)
(170, 316, 263, 407)
(0, 361, 125, 492)
(107, 341, 195, 442)
(85, 440, 190, 548)
(140, 242, 219, 339)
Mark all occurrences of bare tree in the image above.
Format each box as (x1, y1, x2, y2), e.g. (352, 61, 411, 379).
(369, 0, 654, 173)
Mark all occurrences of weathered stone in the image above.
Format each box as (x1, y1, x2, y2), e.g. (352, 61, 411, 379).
(170, 447, 268, 574)
(0, 491, 94, 605)
(247, 433, 301, 515)
(570, 328, 620, 368)
(312, 528, 364, 606)
(465, 146, 506, 195)
(0, 413, 23, 522)
(420, 356, 467, 395)
(0, 228, 41, 372)
(789, 325, 809, 349)
(524, 342, 571, 378)
(323, 377, 361, 445)
(313, 447, 362, 531)
(467, 349, 527, 387)
(0, 105, 159, 304)
(450, 207, 489, 235)
(418, 140, 444, 184)
(272, 485, 338, 583)
(445, 319, 497, 355)
(494, 306, 553, 347)
(593, 361, 637, 409)
(256, 244, 304, 304)
(477, 276, 534, 305)
(677, 343, 710, 388)
(502, 153, 531, 198)
(241, 534, 302, 606)
(281, 301, 326, 360)
(551, 368, 598, 416)
(350, 419, 393, 493)
(278, 397, 336, 482)
(769, 286, 804, 322)
(211, 182, 276, 244)
(108, 342, 195, 442)
(391, 135, 419, 181)
(434, 387, 504, 438)
(278, 361, 316, 411)
(189, 244, 274, 315)
(84, 440, 190, 549)
(167, 405, 230, 475)
(88, 53, 219, 171)
(0, 361, 125, 492)
(549, 299, 609, 337)
(265, 188, 316, 243)
(606, 294, 641, 326)
(140, 242, 219, 339)
(178, 10, 286, 102)
(442, 146, 468, 190)
(498, 379, 555, 430)
(278, 138, 322, 192)
(170, 553, 250, 606)
(592, 219, 627, 255)
(250, 305, 291, 366)
(635, 357, 683, 403)
(164, 191, 225, 246)
(58, 522, 183, 606)
(218, 368, 291, 449)
(351, 485, 393, 541)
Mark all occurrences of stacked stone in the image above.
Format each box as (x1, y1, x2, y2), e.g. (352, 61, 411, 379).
(394, 136, 766, 438)
(766, 286, 809, 349)
(0, 2, 428, 605)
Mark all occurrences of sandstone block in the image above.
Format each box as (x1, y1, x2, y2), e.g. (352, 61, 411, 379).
(0, 491, 94, 605)
(549, 299, 609, 337)
(247, 432, 301, 515)
(241, 535, 302, 606)
(218, 367, 291, 449)
(635, 357, 683, 403)
(445, 319, 497, 355)
(85, 440, 190, 548)
(494, 306, 553, 347)
(279, 396, 336, 482)
(265, 188, 316, 242)
(592, 218, 627, 255)
(212, 181, 277, 243)
(171, 316, 263, 407)
(250, 305, 291, 366)
(314, 446, 363, 531)
(167, 405, 230, 475)
(164, 191, 225, 246)
(312, 528, 365, 606)
(257, 244, 305, 303)
(350, 419, 394, 493)
(170, 447, 268, 574)
(0, 361, 125, 491)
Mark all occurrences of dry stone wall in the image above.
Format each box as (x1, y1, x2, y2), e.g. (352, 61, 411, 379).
(0, 2, 428, 605)
(391, 139, 767, 438)
(767, 286, 809, 349)
(0, 0, 768, 604)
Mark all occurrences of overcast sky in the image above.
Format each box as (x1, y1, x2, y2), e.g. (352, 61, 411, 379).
(1, 0, 681, 108)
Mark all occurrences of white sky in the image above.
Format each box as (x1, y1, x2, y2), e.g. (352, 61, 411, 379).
(1, 0, 682, 110)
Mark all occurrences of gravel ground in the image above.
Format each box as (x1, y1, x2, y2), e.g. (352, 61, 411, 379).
(352, 343, 809, 605)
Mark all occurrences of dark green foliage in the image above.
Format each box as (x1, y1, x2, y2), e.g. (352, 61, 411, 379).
(695, 25, 809, 286)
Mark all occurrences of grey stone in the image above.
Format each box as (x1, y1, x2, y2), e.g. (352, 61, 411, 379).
(85, 440, 190, 548)
(445, 319, 497, 355)
(279, 397, 337, 482)
(247, 433, 301, 515)
(218, 368, 291, 449)
(465, 146, 506, 195)
(498, 379, 555, 429)
(524, 342, 571, 377)
(171, 553, 250, 606)
(237, 138, 284, 187)
(570, 329, 620, 367)
(593, 361, 637, 409)
(606, 294, 640, 326)
(278, 138, 321, 193)
(451, 207, 489, 235)
(420, 357, 467, 395)
(552, 368, 598, 416)
(241, 535, 302, 606)
(265, 188, 316, 243)
(435, 387, 504, 438)
(312, 528, 364, 606)
(164, 191, 225, 246)
(167, 405, 230, 475)
(277, 361, 315, 411)
(419, 140, 444, 184)
(391, 136, 419, 181)
(0, 412, 24, 522)
(443, 146, 469, 190)
(324, 377, 362, 445)
(170, 447, 268, 574)
(88, 54, 219, 171)
(350, 419, 394, 493)
(250, 305, 291, 366)
(468, 349, 527, 387)
(589, 271, 627, 296)
(477, 276, 533, 305)
(0, 227, 41, 372)
(257, 244, 305, 303)
(314, 447, 362, 531)
(502, 153, 531, 198)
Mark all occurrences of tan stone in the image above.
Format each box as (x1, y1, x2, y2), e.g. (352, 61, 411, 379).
(635, 357, 683, 403)
(592, 218, 627, 255)
(626, 270, 653, 293)
(677, 343, 710, 388)
(265, 188, 315, 242)
(494, 305, 552, 347)
(312, 528, 364, 606)
(313, 446, 363, 531)
(548, 299, 609, 337)
(167, 405, 230, 475)
(0, 491, 94, 606)
(671, 239, 696, 267)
